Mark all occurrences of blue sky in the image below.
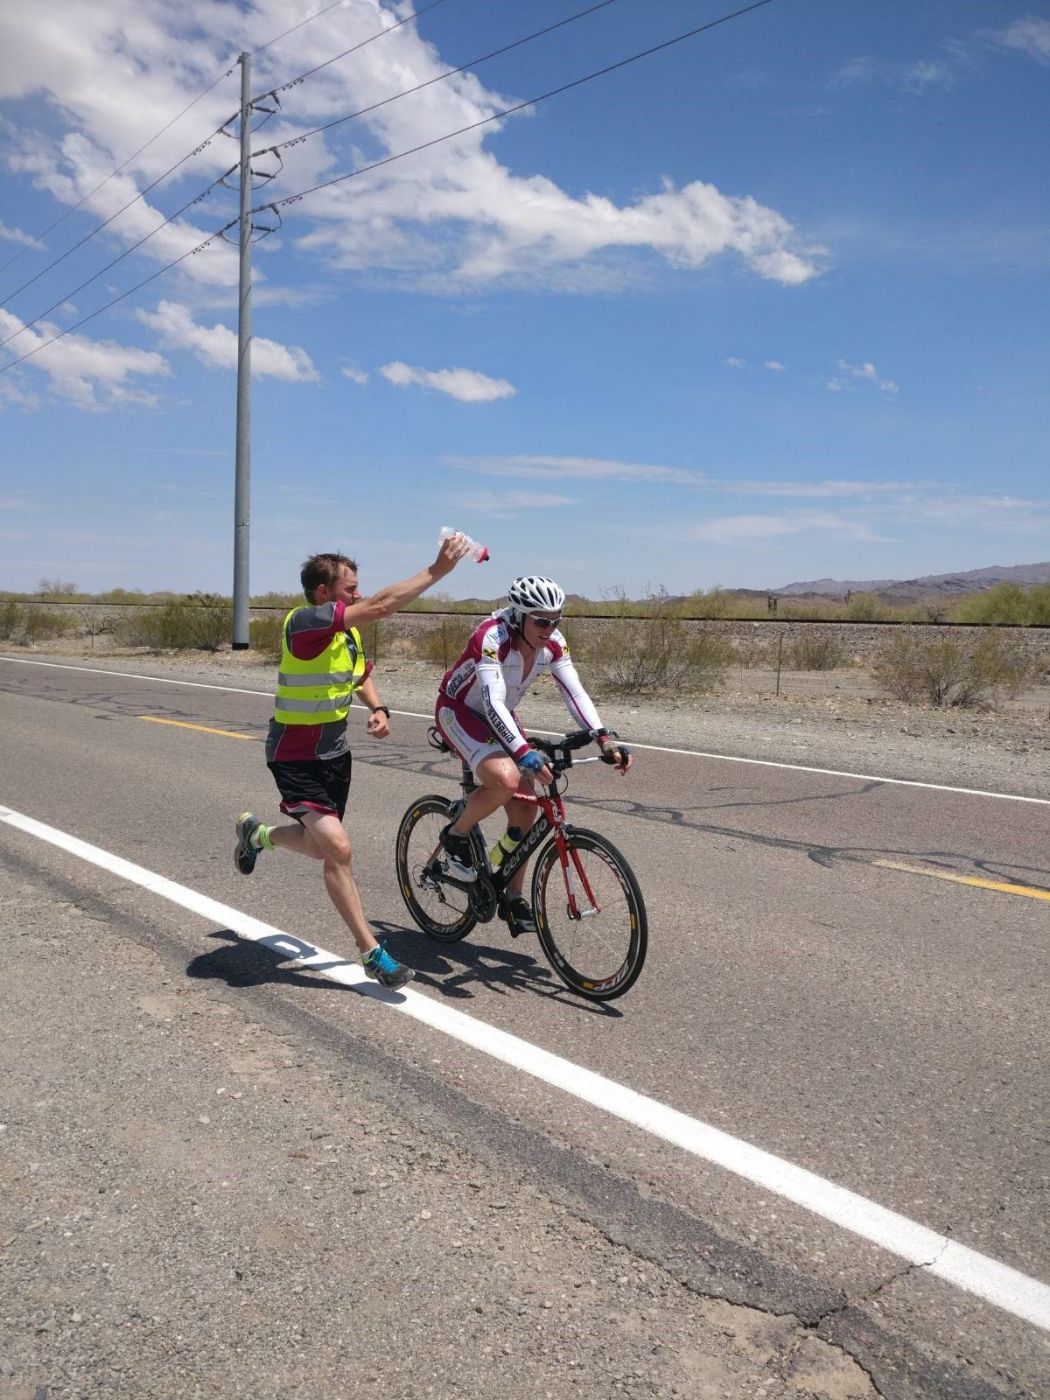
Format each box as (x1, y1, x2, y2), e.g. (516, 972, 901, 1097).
(0, 0, 1047, 599)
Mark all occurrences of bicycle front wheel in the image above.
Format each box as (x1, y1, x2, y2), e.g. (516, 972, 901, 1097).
(395, 795, 476, 943)
(531, 828, 647, 1001)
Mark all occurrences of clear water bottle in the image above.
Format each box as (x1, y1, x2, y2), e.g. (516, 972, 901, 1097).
(488, 825, 524, 869)
(440, 525, 489, 563)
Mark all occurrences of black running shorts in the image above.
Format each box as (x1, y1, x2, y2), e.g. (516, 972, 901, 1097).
(267, 754, 352, 821)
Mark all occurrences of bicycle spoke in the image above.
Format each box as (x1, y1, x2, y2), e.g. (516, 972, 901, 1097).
(395, 796, 476, 942)
(533, 829, 647, 1001)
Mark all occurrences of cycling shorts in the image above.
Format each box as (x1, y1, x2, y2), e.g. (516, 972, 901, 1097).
(434, 695, 514, 780)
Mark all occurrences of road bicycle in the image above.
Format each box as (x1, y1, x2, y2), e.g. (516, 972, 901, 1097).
(395, 729, 647, 1001)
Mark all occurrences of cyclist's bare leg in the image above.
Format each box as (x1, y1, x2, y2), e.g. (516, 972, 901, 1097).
(504, 791, 538, 897)
(448, 754, 519, 838)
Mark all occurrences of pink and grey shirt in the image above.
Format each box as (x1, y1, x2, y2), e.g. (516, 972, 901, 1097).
(438, 612, 603, 761)
(265, 600, 374, 763)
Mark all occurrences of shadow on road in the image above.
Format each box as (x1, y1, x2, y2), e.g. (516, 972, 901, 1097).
(186, 923, 621, 1018)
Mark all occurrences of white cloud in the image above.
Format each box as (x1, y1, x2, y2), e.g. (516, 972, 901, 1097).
(730, 479, 916, 499)
(722, 356, 745, 368)
(834, 56, 955, 91)
(137, 300, 319, 381)
(0, 220, 37, 247)
(911, 493, 1045, 526)
(452, 455, 933, 504)
(764, 360, 785, 372)
(833, 358, 899, 394)
(0, 307, 168, 410)
(686, 511, 884, 544)
(994, 18, 1050, 63)
(0, 375, 41, 411)
(380, 361, 515, 402)
(448, 454, 708, 484)
(0, 1, 822, 297)
(453, 490, 577, 518)
(341, 365, 370, 385)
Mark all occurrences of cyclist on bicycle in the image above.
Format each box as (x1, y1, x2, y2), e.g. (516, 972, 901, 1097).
(434, 575, 632, 935)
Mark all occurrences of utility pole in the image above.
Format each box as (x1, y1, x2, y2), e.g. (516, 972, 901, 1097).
(232, 50, 252, 649)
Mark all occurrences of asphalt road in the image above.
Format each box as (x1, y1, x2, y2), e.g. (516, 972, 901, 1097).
(1, 657, 1048, 1399)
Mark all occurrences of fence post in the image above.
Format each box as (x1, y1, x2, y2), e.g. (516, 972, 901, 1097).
(775, 632, 783, 697)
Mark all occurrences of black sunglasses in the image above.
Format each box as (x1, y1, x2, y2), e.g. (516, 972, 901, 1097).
(529, 615, 561, 630)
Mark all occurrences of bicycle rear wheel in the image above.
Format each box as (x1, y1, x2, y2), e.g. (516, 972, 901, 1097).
(531, 828, 647, 1001)
(395, 795, 477, 943)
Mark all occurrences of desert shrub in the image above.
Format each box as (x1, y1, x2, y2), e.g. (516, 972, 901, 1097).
(114, 595, 232, 651)
(844, 592, 881, 621)
(249, 613, 284, 662)
(574, 592, 732, 694)
(731, 633, 776, 669)
(1029, 584, 1050, 626)
(786, 633, 846, 670)
(951, 582, 1050, 627)
(0, 599, 26, 639)
(688, 586, 734, 619)
(96, 588, 146, 605)
(21, 608, 74, 642)
(778, 598, 841, 621)
(873, 628, 1032, 708)
(80, 607, 117, 644)
(906, 599, 949, 624)
(414, 616, 476, 668)
(251, 591, 300, 610)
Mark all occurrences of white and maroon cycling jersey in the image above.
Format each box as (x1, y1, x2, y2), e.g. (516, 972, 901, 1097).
(437, 611, 603, 764)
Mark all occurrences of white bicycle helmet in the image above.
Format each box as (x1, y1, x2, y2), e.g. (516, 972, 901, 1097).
(506, 575, 566, 620)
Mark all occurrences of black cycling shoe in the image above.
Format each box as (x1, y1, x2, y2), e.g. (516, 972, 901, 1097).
(505, 896, 537, 938)
(440, 825, 477, 883)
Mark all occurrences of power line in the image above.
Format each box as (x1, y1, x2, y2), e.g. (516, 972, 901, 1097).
(0, 0, 462, 337)
(0, 222, 236, 375)
(0, 125, 232, 312)
(0, 0, 781, 379)
(258, 0, 621, 161)
(0, 0, 386, 282)
(265, 0, 780, 213)
(265, 0, 454, 94)
(0, 63, 238, 281)
(250, 0, 359, 57)
(0, 2, 449, 290)
(0, 170, 234, 350)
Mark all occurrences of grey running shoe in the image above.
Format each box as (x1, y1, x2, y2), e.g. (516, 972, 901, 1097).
(506, 896, 537, 938)
(440, 825, 477, 883)
(363, 946, 415, 990)
(234, 811, 262, 875)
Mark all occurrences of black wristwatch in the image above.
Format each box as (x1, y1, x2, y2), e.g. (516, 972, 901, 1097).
(370, 704, 391, 719)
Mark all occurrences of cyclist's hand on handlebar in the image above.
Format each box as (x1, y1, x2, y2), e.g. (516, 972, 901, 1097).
(598, 732, 633, 774)
(518, 749, 554, 785)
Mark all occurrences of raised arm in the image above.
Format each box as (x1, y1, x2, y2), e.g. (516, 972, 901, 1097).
(343, 533, 470, 625)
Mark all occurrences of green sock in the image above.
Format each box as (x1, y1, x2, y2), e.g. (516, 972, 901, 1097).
(253, 825, 275, 851)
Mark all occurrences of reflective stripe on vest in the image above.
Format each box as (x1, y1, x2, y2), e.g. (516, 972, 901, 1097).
(273, 609, 366, 726)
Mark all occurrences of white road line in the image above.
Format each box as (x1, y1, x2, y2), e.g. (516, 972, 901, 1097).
(3, 655, 1047, 807)
(2, 801, 1048, 1333)
(0, 655, 267, 698)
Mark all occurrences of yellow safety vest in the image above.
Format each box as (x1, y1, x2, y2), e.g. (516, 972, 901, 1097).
(273, 609, 366, 726)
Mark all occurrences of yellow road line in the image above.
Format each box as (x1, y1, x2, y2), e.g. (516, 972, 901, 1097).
(138, 716, 256, 741)
(875, 858, 1050, 902)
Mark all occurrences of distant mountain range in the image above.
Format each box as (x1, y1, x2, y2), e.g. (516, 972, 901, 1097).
(775, 562, 1050, 602)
